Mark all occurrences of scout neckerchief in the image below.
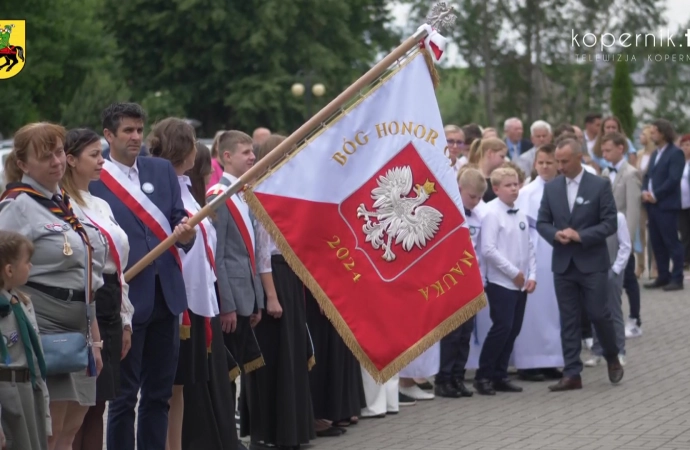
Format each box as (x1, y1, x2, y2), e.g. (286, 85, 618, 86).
(0, 293, 47, 388)
(0, 183, 93, 295)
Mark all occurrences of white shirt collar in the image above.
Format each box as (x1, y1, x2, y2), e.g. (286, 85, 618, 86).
(567, 168, 585, 185)
(110, 157, 139, 176)
(178, 175, 191, 185)
(496, 198, 516, 211)
(613, 159, 625, 171)
(222, 171, 239, 184)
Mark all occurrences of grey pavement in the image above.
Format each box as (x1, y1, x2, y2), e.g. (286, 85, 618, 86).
(311, 275, 690, 450)
(105, 274, 689, 450)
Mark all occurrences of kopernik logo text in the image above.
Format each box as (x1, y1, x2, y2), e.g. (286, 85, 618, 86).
(571, 29, 690, 51)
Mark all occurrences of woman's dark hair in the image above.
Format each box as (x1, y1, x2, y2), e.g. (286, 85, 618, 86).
(186, 142, 212, 207)
(147, 118, 196, 168)
(462, 123, 483, 146)
(61, 128, 102, 206)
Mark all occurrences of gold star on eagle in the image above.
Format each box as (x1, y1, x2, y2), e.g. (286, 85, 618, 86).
(415, 179, 437, 195)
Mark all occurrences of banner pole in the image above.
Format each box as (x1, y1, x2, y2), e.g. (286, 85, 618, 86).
(123, 30, 431, 282)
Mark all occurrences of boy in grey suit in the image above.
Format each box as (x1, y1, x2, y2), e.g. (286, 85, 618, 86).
(207, 131, 272, 379)
(600, 132, 643, 338)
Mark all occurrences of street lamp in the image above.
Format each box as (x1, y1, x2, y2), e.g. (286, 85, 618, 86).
(291, 70, 325, 118)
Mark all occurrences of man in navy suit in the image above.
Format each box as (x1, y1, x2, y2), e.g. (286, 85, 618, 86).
(90, 102, 195, 450)
(643, 119, 685, 291)
(537, 138, 623, 391)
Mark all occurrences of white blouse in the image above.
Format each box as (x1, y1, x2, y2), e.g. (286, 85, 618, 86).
(80, 190, 135, 328)
(178, 176, 219, 318)
(255, 222, 279, 274)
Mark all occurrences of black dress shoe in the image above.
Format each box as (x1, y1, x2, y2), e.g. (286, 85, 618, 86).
(473, 379, 496, 395)
(434, 382, 461, 398)
(548, 376, 582, 392)
(662, 282, 684, 291)
(453, 378, 474, 397)
(541, 368, 563, 380)
(315, 427, 343, 437)
(644, 279, 669, 289)
(607, 358, 624, 384)
(493, 379, 523, 392)
(517, 369, 546, 382)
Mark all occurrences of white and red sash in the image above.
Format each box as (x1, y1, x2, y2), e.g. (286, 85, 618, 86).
(100, 159, 182, 270)
(82, 211, 125, 302)
(185, 209, 216, 274)
(206, 185, 256, 274)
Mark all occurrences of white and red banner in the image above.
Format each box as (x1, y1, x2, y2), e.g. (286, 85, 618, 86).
(247, 50, 486, 382)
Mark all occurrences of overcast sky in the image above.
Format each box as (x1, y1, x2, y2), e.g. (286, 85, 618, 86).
(391, 0, 690, 67)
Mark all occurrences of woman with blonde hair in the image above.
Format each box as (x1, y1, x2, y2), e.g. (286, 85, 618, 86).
(467, 137, 508, 202)
(592, 116, 638, 168)
(0, 123, 107, 450)
(207, 130, 226, 188)
(636, 125, 657, 279)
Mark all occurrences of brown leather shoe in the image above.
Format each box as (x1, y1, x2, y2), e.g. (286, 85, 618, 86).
(548, 376, 582, 392)
(607, 359, 624, 384)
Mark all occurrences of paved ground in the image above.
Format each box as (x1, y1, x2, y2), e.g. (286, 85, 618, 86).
(105, 274, 689, 450)
(311, 275, 690, 450)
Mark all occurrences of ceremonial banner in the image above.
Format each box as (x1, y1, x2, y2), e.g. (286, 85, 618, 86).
(246, 49, 486, 382)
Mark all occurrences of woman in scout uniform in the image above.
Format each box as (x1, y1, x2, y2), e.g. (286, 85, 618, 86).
(60, 128, 136, 450)
(0, 122, 107, 450)
(147, 118, 218, 450)
(0, 230, 49, 450)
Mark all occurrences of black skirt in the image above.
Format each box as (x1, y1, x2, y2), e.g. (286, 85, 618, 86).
(240, 255, 315, 446)
(182, 315, 239, 450)
(306, 288, 366, 421)
(174, 310, 209, 386)
(95, 273, 123, 402)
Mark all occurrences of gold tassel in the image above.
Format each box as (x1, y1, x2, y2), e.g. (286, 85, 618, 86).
(229, 367, 241, 381)
(245, 190, 487, 383)
(179, 324, 191, 340)
(243, 356, 265, 374)
(422, 48, 440, 90)
(307, 355, 316, 372)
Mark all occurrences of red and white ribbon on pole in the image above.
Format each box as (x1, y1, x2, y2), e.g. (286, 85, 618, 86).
(417, 24, 448, 62)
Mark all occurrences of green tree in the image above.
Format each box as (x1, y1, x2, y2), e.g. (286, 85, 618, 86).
(610, 59, 635, 136)
(102, 0, 400, 137)
(61, 69, 132, 131)
(0, 0, 126, 136)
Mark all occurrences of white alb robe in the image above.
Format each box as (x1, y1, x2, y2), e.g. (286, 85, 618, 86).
(510, 177, 564, 368)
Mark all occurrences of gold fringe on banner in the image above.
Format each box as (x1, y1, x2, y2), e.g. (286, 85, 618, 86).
(422, 48, 440, 89)
(243, 356, 265, 374)
(307, 355, 316, 372)
(245, 191, 486, 383)
(229, 366, 240, 382)
(179, 324, 191, 340)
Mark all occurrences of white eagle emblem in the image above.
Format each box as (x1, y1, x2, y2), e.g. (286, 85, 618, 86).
(356, 166, 444, 262)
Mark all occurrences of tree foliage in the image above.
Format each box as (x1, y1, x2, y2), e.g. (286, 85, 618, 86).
(610, 59, 635, 136)
(101, 0, 400, 136)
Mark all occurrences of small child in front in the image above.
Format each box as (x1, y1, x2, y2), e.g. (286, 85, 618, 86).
(435, 167, 488, 399)
(475, 167, 537, 396)
(0, 230, 49, 450)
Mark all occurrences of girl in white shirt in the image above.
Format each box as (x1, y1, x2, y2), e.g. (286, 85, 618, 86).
(61, 128, 135, 450)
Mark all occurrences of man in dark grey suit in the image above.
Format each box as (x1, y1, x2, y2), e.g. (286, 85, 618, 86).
(537, 138, 624, 391)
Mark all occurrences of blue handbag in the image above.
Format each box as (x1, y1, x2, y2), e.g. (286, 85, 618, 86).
(40, 332, 88, 376)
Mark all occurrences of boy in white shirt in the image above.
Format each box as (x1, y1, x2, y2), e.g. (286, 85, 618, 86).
(475, 167, 537, 396)
(435, 168, 487, 399)
(585, 212, 631, 367)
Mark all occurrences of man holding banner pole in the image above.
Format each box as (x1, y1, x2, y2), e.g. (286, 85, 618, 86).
(92, 102, 196, 450)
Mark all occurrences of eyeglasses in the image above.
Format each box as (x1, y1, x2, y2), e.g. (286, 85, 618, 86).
(447, 140, 466, 147)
